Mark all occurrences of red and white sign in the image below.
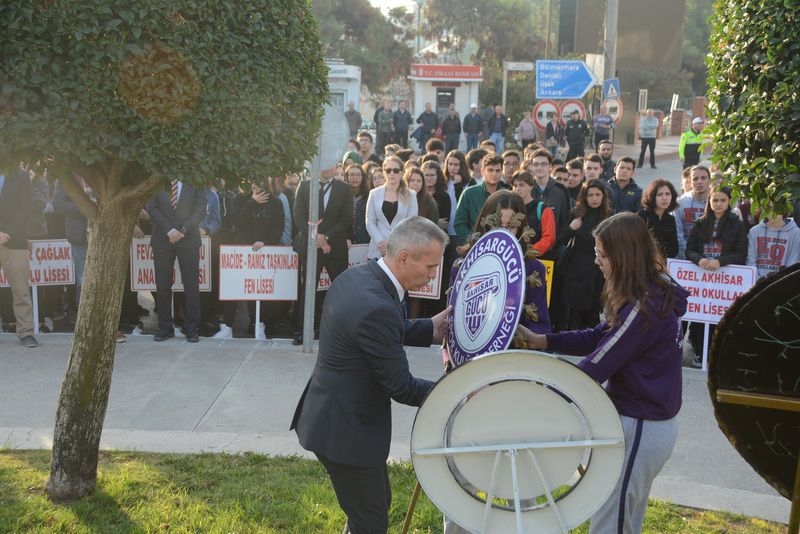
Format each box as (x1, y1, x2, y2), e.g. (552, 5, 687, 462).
(409, 258, 443, 300)
(668, 259, 756, 324)
(317, 245, 369, 290)
(218, 245, 298, 301)
(316, 244, 443, 299)
(603, 97, 623, 124)
(532, 99, 560, 131)
(0, 239, 75, 287)
(409, 64, 482, 81)
(560, 99, 587, 123)
(130, 236, 211, 292)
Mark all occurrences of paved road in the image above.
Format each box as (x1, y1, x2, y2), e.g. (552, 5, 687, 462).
(0, 333, 788, 525)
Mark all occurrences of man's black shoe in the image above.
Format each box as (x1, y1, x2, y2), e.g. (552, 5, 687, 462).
(154, 330, 175, 342)
(185, 332, 199, 343)
(292, 335, 303, 346)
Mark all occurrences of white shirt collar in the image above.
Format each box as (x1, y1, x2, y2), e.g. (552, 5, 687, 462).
(377, 258, 405, 301)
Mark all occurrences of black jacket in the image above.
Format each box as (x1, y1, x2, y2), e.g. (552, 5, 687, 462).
(638, 209, 679, 258)
(686, 212, 747, 266)
(0, 168, 32, 249)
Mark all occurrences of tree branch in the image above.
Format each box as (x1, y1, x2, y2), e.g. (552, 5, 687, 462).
(58, 173, 98, 222)
(118, 172, 163, 206)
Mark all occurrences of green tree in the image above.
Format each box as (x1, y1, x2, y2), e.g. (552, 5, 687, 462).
(682, 0, 714, 94)
(0, 1, 327, 502)
(706, 0, 800, 212)
(424, 0, 547, 70)
(312, 0, 413, 92)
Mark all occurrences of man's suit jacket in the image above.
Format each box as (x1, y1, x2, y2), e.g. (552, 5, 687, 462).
(147, 182, 207, 249)
(293, 178, 353, 258)
(365, 186, 418, 259)
(291, 261, 435, 467)
(0, 168, 32, 250)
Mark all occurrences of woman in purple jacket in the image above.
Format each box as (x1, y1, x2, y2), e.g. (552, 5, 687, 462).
(521, 212, 689, 534)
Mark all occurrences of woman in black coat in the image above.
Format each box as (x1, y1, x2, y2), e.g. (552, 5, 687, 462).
(555, 179, 613, 330)
(685, 185, 747, 366)
(228, 180, 286, 336)
(638, 178, 679, 258)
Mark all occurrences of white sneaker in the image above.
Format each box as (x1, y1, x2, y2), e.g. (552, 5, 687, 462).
(212, 324, 233, 339)
(131, 326, 143, 336)
(255, 322, 266, 340)
(44, 317, 55, 333)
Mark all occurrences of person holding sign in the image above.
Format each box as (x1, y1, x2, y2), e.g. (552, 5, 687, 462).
(521, 212, 689, 534)
(291, 216, 450, 534)
(685, 185, 747, 368)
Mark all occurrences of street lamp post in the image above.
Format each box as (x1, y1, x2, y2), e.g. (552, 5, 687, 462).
(414, 0, 423, 57)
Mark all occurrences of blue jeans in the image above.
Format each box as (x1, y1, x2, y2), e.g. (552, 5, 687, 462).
(489, 132, 505, 153)
(465, 133, 479, 151)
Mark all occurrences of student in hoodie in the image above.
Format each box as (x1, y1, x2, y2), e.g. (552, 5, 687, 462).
(521, 212, 689, 534)
(746, 204, 800, 279)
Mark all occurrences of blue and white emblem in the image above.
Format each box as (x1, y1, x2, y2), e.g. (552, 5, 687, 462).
(447, 229, 525, 367)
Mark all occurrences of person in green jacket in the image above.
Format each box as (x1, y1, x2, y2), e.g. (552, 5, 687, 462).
(679, 117, 707, 169)
(453, 153, 508, 242)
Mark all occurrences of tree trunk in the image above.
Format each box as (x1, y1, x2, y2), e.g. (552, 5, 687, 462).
(45, 195, 141, 502)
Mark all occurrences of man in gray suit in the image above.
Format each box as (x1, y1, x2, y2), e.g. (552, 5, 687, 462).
(147, 179, 207, 342)
(291, 216, 450, 533)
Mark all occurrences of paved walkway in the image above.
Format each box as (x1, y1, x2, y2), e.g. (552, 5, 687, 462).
(0, 333, 789, 525)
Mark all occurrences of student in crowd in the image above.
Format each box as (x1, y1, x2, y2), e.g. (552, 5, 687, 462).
(345, 164, 371, 245)
(685, 185, 747, 367)
(555, 179, 613, 330)
(638, 179, 680, 259)
(443, 150, 473, 203)
(746, 202, 800, 279)
(509, 170, 556, 258)
(521, 212, 689, 534)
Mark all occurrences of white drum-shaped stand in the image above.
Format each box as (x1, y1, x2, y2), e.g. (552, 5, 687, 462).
(411, 351, 625, 533)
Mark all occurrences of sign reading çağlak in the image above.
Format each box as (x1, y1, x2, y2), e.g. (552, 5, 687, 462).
(447, 229, 525, 367)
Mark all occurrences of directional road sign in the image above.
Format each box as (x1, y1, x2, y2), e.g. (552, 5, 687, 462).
(603, 77, 620, 100)
(504, 61, 535, 72)
(535, 60, 598, 100)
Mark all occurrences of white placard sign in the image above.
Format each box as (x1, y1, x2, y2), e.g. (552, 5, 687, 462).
(408, 258, 443, 300)
(218, 245, 298, 301)
(0, 239, 75, 287)
(317, 244, 369, 291)
(668, 259, 756, 324)
(130, 236, 211, 291)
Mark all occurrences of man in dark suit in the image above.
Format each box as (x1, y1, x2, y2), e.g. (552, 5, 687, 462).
(292, 165, 353, 344)
(291, 216, 450, 533)
(0, 167, 37, 347)
(147, 179, 207, 342)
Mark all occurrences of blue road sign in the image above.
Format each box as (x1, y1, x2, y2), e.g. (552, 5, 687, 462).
(535, 60, 598, 100)
(603, 78, 620, 100)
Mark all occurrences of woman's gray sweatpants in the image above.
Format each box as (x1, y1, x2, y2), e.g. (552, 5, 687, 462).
(590, 415, 679, 534)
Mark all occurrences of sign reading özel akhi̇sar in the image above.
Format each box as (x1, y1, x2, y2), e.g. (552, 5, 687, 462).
(130, 236, 211, 291)
(218, 245, 298, 300)
(0, 239, 75, 287)
(667, 259, 756, 324)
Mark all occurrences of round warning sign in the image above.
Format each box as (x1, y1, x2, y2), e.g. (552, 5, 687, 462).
(532, 99, 560, 130)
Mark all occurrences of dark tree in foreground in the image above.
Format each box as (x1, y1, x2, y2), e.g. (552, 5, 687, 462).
(706, 0, 800, 212)
(0, 1, 327, 502)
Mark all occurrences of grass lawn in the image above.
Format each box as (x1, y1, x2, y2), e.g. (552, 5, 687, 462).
(0, 450, 785, 533)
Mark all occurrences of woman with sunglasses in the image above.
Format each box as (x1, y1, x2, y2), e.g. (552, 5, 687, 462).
(365, 155, 418, 260)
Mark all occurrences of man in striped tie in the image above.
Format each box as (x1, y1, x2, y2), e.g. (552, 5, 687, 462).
(146, 179, 207, 342)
